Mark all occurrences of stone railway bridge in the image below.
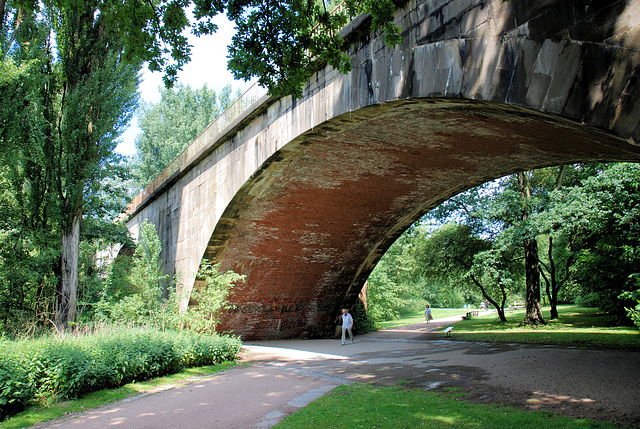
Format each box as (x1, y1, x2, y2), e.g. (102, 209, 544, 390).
(125, 0, 640, 339)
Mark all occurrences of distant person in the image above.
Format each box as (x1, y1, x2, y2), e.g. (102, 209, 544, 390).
(425, 304, 433, 323)
(341, 309, 354, 345)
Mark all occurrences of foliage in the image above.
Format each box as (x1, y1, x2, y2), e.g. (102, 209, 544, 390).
(277, 383, 616, 429)
(227, 0, 401, 98)
(129, 222, 170, 305)
(620, 282, 640, 329)
(350, 300, 377, 334)
(0, 328, 241, 421)
(90, 223, 243, 334)
(413, 223, 521, 322)
(367, 234, 422, 321)
(132, 84, 238, 189)
(537, 163, 640, 323)
(366, 224, 485, 323)
(91, 222, 179, 329)
(184, 262, 245, 334)
(0, 362, 239, 429)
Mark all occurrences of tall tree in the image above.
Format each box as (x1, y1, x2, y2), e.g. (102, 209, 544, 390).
(425, 166, 602, 323)
(1, 0, 226, 329)
(517, 171, 545, 325)
(133, 84, 236, 189)
(538, 163, 640, 323)
(415, 223, 520, 322)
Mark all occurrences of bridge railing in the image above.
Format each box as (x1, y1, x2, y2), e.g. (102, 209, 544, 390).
(125, 82, 268, 217)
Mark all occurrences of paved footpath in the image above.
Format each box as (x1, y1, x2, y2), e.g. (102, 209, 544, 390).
(38, 315, 640, 428)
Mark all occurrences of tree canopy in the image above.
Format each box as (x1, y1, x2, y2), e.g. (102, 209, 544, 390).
(365, 163, 640, 328)
(132, 84, 238, 189)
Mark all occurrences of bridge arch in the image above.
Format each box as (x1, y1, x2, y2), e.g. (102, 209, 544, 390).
(125, 0, 640, 339)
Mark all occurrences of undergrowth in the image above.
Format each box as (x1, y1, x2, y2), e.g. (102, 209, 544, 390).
(0, 327, 240, 421)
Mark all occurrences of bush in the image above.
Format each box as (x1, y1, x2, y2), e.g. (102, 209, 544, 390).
(0, 338, 35, 421)
(351, 301, 378, 335)
(0, 328, 241, 421)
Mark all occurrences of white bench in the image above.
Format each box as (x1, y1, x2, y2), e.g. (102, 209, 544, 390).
(443, 326, 454, 338)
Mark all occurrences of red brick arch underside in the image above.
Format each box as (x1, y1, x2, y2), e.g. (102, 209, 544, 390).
(202, 98, 640, 340)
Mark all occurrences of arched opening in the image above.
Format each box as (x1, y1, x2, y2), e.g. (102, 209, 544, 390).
(362, 162, 640, 330)
(201, 99, 640, 339)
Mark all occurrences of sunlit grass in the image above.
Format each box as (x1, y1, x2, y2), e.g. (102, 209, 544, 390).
(275, 384, 617, 428)
(450, 305, 639, 350)
(0, 361, 241, 429)
(378, 308, 471, 329)
(376, 305, 639, 350)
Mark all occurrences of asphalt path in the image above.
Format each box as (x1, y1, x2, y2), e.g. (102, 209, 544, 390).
(38, 314, 640, 428)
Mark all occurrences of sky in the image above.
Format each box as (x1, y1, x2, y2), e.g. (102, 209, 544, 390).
(115, 14, 255, 157)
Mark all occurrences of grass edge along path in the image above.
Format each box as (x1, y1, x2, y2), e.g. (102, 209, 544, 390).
(275, 384, 619, 429)
(0, 361, 241, 429)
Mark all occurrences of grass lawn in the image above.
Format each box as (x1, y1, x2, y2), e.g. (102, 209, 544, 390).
(275, 384, 616, 429)
(0, 361, 241, 429)
(378, 308, 470, 329)
(449, 305, 639, 350)
(376, 305, 639, 350)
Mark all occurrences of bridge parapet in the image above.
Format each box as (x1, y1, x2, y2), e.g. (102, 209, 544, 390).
(125, 84, 269, 218)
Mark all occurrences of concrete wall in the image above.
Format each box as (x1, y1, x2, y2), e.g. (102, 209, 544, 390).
(127, 0, 640, 339)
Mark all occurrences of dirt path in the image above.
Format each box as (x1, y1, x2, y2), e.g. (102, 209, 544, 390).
(38, 317, 640, 427)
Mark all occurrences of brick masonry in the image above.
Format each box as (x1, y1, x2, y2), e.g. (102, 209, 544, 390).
(127, 0, 640, 339)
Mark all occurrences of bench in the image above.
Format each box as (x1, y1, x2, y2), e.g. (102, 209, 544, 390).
(462, 310, 479, 320)
(443, 326, 454, 338)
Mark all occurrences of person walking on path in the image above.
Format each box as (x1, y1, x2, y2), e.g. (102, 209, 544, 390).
(341, 309, 354, 345)
(425, 304, 433, 323)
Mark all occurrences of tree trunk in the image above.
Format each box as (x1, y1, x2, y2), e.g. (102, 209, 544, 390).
(470, 275, 508, 322)
(549, 291, 559, 319)
(522, 238, 546, 325)
(56, 210, 81, 330)
(547, 167, 566, 321)
(548, 237, 559, 320)
(517, 171, 546, 326)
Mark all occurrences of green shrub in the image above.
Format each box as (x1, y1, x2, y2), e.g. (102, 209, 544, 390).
(0, 339, 35, 421)
(0, 328, 241, 421)
(351, 301, 378, 335)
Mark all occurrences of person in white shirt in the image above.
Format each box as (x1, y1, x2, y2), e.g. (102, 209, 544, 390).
(341, 308, 354, 345)
(425, 304, 433, 323)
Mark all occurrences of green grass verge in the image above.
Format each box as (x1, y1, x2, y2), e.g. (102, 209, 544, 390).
(0, 361, 240, 429)
(449, 305, 639, 350)
(275, 384, 616, 429)
(378, 309, 471, 329)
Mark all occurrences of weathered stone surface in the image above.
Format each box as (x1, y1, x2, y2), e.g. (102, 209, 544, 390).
(126, 0, 640, 339)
